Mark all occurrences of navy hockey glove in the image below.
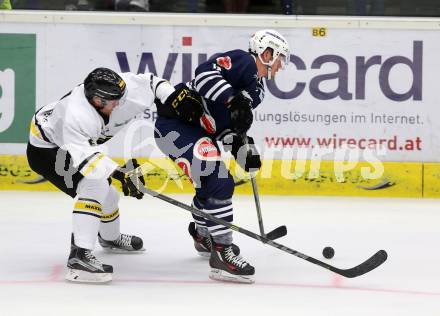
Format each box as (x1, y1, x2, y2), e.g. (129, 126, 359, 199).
(223, 134, 261, 172)
(112, 159, 145, 199)
(227, 93, 253, 135)
(164, 86, 204, 124)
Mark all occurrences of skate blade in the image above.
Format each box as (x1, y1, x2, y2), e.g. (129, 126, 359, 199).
(101, 247, 146, 254)
(209, 268, 255, 284)
(65, 268, 112, 284)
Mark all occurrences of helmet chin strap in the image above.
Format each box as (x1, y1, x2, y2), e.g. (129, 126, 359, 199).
(266, 65, 272, 80)
(258, 54, 273, 80)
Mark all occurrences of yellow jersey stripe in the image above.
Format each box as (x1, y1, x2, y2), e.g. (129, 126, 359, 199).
(82, 153, 105, 177)
(30, 121, 43, 140)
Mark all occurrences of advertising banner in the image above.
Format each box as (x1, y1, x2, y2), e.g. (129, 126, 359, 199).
(1, 22, 439, 163)
(0, 33, 36, 142)
(0, 154, 432, 198)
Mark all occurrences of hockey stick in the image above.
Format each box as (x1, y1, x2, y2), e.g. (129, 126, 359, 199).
(242, 136, 287, 241)
(249, 174, 287, 241)
(140, 186, 387, 278)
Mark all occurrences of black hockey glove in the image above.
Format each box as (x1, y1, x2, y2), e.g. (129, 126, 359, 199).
(164, 86, 204, 124)
(112, 159, 145, 200)
(226, 93, 253, 135)
(223, 134, 261, 172)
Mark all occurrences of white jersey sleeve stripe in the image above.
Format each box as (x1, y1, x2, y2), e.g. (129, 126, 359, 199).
(195, 74, 223, 92)
(204, 79, 229, 99)
(210, 83, 233, 101)
(194, 70, 220, 83)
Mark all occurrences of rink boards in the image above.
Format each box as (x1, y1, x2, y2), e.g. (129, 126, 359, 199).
(1, 155, 439, 198)
(2, 13, 440, 198)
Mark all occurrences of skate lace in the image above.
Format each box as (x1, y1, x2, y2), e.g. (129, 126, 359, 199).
(224, 246, 247, 268)
(204, 236, 212, 249)
(116, 234, 132, 247)
(85, 250, 102, 267)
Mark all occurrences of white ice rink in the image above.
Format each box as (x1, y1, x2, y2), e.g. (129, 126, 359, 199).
(0, 191, 439, 316)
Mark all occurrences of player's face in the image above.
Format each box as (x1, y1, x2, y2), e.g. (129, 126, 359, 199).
(99, 99, 120, 116)
(257, 50, 288, 79)
(93, 97, 122, 117)
(270, 54, 288, 77)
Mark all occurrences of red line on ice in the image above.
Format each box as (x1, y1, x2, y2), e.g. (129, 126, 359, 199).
(1, 275, 439, 297)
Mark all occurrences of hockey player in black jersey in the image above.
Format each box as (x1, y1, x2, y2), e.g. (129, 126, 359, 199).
(155, 29, 290, 283)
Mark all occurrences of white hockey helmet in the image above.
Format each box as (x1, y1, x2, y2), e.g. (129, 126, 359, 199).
(249, 29, 290, 70)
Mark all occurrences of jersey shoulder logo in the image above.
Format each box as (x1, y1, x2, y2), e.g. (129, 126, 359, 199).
(216, 56, 232, 70)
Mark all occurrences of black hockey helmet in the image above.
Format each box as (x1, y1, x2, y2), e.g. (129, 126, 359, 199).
(84, 68, 126, 101)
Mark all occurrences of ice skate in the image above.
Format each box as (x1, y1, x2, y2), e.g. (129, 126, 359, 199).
(66, 237, 113, 284)
(98, 233, 145, 253)
(188, 222, 240, 258)
(209, 239, 255, 284)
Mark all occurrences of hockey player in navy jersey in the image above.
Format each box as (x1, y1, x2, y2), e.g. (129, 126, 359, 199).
(26, 67, 200, 284)
(154, 29, 290, 283)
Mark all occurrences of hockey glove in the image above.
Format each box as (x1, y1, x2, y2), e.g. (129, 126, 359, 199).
(164, 86, 204, 124)
(112, 159, 145, 199)
(223, 134, 261, 172)
(227, 93, 253, 135)
(158, 86, 216, 134)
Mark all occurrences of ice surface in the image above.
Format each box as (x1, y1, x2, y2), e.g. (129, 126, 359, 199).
(0, 191, 439, 315)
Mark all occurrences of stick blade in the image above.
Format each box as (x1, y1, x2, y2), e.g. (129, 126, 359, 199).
(265, 225, 287, 240)
(336, 250, 388, 278)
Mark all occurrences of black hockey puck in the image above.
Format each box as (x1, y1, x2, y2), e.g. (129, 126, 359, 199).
(322, 246, 335, 259)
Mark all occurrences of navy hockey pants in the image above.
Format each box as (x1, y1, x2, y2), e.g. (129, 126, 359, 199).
(154, 117, 235, 242)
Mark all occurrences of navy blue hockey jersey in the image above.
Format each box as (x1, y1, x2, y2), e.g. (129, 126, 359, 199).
(189, 49, 265, 134)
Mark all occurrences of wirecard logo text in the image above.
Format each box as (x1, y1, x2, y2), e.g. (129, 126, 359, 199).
(116, 40, 422, 102)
